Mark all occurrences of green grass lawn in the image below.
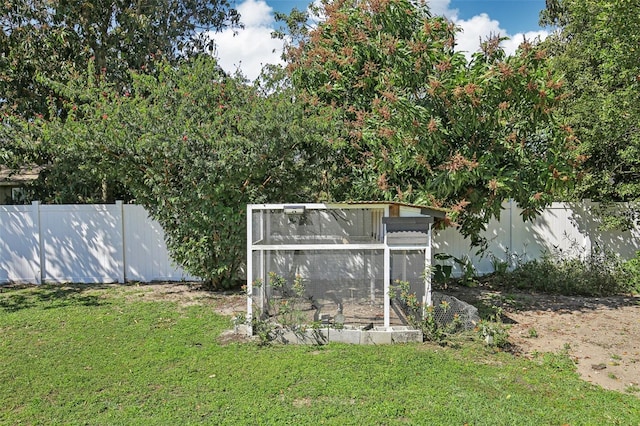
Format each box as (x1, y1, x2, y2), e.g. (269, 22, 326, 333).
(1, 285, 638, 425)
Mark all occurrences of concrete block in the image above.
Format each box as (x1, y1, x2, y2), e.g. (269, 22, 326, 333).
(276, 329, 328, 345)
(361, 329, 393, 345)
(327, 328, 361, 344)
(390, 327, 423, 343)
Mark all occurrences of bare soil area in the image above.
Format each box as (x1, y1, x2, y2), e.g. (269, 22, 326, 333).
(446, 284, 640, 395)
(123, 282, 640, 395)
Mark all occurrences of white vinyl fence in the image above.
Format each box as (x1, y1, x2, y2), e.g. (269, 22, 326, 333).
(0, 202, 194, 284)
(2, 201, 639, 285)
(433, 200, 640, 275)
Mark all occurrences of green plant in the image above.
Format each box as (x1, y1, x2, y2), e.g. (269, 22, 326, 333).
(421, 305, 445, 342)
(473, 303, 509, 348)
(12, 57, 338, 290)
(492, 243, 635, 296)
(285, 0, 581, 250)
(454, 255, 478, 287)
(391, 279, 469, 342)
(489, 253, 510, 275)
(542, 349, 577, 372)
(247, 273, 317, 343)
(433, 253, 454, 285)
(476, 320, 509, 348)
(625, 384, 640, 394)
(621, 251, 640, 294)
(527, 328, 538, 338)
(432, 253, 478, 287)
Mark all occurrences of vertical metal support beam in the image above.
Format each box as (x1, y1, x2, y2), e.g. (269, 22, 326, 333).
(246, 205, 253, 335)
(424, 223, 433, 309)
(262, 250, 268, 314)
(260, 209, 267, 315)
(383, 232, 390, 329)
(401, 250, 407, 282)
(368, 250, 375, 303)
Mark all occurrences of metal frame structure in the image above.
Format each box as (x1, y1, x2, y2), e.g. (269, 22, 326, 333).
(246, 202, 445, 334)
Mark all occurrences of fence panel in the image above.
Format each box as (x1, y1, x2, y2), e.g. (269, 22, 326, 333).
(123, 205, 194, 282)
(0, 204, 40, 283)
(432, 201, 640, 276)
(39, 203, 125, 283)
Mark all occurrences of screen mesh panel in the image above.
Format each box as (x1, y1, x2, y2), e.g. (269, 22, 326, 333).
(253, 208, 384, 245)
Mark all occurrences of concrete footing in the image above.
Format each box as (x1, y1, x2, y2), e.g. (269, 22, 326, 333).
(273, 325, 423, 345)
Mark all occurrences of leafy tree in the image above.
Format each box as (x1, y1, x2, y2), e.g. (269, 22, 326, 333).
(0, 0, 240, 119)
(540, 0, 640, 226)
(284, 0, 582, 244)
(15, 57, 336, 288)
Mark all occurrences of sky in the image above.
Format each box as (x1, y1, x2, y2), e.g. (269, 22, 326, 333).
(211, 0, 550, 80)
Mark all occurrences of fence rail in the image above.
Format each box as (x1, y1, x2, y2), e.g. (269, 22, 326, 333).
(2, 201, 639, 284)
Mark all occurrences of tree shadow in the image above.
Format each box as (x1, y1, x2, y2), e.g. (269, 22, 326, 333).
(0, 284, 111, 313)
(443, 282, 640, 323)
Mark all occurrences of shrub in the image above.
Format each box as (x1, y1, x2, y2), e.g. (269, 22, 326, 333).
(621, 251, 640, 295)
(493, 246, 635, 296)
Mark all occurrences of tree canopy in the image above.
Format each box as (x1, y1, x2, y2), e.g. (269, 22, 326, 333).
(540, 0, 640, 213)
(13, 57, 337, 287)
(285, 0, 582, 243)
(0, 0, 240, 118)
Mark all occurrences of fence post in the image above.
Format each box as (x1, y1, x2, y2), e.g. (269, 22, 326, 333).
(116, 200, 126, 283)
(32, 201, 44, 284)
(509, 199, 514, 262)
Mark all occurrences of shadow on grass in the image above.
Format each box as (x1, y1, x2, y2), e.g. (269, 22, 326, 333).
(0, 284, 112, 313)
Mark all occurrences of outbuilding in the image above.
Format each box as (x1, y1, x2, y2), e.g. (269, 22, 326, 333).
(245, 202, 448, 342)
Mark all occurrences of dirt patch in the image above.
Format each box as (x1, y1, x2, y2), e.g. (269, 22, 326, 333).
(445, 284, 640, 396)
(117, 282, 246, 315)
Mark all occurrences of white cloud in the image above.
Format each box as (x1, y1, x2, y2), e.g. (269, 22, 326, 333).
(426, 0, 458, 20)
(447, 10, 549, 59)
(237, 0, 274, 27)
(500, 30, 550, 56)
(455, 13, 506, 56)
(427, 0, 548, 58)
(208, 0, 285, 80)
(210, 0, 548, 80)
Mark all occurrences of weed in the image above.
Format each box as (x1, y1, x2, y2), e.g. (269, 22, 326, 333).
(391, 280, 470, 342)
(245, 274, 315, 344)
(489, 253, 510, 275)
(527, 328, 538, 338)
(432, 253, 478, 287)
(455, 254, 478, 287)
(625, 384, 640, 394)
(621, 252, 640, 294)
(543, 351, 576, 371)
(433, 253, 454, 286)
(490, 243, 637, 296)
(475, 320, 509, 348)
